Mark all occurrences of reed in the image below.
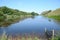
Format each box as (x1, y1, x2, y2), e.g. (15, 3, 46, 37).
(0, 30, 60, 40)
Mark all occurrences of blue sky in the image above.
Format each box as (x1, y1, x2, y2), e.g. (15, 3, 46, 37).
(0, 0, 60, 14)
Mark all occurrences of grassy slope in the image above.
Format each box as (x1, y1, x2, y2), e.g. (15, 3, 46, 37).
(0, 6, 38, 21)
(47, 8, 60, 16)
(45, 8, 60, 20)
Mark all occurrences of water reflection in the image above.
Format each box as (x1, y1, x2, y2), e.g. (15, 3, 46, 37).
(48, 19, 51, 22)
(0, 16, 35, 27)
(53, 19, 60, 26)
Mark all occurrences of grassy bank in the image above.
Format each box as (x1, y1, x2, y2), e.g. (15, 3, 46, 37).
(0, 33, 40, 40)
(51, 36, 60, 40)
(0, 6, 39, 22)
(0, 6, 39, 27)
(41, 8, 60, 20)
(0, 30, 60, 40)
(48, 15, 60, 20)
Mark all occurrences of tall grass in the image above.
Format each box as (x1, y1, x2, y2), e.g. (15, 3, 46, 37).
(0, 30, 60, 40)
(0, 32, 40, 40)
(0, 31, 7, 40)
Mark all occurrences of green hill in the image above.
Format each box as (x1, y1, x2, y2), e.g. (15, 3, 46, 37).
(0, 6, 38, 15)
(0, 6, 39, 27)
(41, 10, 51, 15)
(0, 6, 38, 21)
(41, 8, 60, 20)
(46, 8, 60, 16)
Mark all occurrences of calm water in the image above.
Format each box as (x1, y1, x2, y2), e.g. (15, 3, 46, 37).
(0, 16, 60, 35)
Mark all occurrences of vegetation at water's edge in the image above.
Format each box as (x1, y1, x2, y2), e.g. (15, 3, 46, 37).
(48, 15, 60, 20)
(0, 31, 40, 40)
(0, 30, 60, 40)
(0, 6, 39, 27)
(0, 6, 39, 21)
(51, 36, 60, 40)
(41, 8, 60, 20)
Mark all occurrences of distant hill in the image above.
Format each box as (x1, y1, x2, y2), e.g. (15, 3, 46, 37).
(41, 8, 60, 20)
(46, 8, 60, 16)
(0, 6, 38, 15)
(41, 10, 51, 15)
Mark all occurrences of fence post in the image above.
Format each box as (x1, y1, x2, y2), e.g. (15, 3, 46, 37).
(45, 28, 47, 32)
(52, 29, 54, 40)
